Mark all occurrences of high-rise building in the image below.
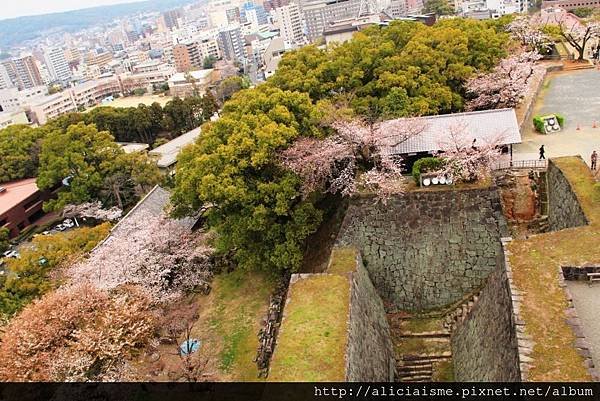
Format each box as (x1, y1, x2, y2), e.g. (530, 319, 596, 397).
(0, 64, 13, 89)
(162, 9, 183, 31)
(43, 48, 72, 83)
(173, 42, 203, 72)
(301, 0, 362, 42)
(272, 3, 305, 45)
(173, 38, 221, 72)
(1, 55, 43, 90)
(218, 26, 245, 62)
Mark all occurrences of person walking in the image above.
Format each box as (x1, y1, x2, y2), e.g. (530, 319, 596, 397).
(592, 150, 597, 170)
(539, 145, 546, 160)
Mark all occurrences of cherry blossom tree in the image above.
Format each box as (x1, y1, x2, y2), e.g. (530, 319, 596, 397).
(554, 18, 600, 61)
(433, 121, 505, 182)
(69, 210, 214, 301)
(465, 51, 544, 111)
(62, 202, 123, 221)
(280, 118, 428, 198)
(0, 284, 156, 381)
(507, 16, 552, 52)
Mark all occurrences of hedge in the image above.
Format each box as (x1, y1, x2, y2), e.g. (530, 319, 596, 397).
(412, 157, 444, 184)
(533, 114, 565, 133)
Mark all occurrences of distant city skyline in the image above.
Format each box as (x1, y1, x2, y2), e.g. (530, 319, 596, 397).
(0, 0, 143, 21)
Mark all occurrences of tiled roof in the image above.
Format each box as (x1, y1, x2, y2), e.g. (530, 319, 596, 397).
(381, 108, 521, 155)
(149, 127, 201, 168)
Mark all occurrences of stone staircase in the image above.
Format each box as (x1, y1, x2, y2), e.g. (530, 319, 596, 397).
(389, 292, 483, 382)
(396, 352, 452, 382)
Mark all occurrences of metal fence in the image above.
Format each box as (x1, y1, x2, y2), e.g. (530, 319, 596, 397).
(492, 159, 548, 171)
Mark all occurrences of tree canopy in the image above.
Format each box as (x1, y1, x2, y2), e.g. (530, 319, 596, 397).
(171, 86, 324, 271)
(37, 123, 161, 211)
(0, 125, 45, 183)
(269, 19, 509, 120)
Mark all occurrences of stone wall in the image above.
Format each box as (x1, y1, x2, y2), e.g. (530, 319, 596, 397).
(337, 188, 508, 312)
(346, 252, 395, 382)
(547, 159, 588, 231)
(451, 249, 521, 381)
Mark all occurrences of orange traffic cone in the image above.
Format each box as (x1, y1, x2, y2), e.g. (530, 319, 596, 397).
(576, 123, 581, 130)
(594, 121, 598, 128)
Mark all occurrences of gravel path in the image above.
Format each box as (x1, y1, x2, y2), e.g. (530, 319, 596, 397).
(566, 281, 600, 367)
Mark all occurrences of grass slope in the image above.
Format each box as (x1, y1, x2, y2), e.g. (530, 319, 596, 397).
(268, 274, 350, 381)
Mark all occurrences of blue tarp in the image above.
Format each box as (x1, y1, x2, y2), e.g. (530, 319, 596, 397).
(180, 339, 201, 355)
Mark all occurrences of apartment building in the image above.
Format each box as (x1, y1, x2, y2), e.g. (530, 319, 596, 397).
(1, 55, 44, 90)
(120, 69, 175, 93)
(0, 64, 13, 89)
(301, 0, 363, 42)
(0, 86, 48, 112)
(272, 3, 306, 45)
(167, 69, 216, 97)
(218, 26, 245, 62)
(29, 92, 78, 125)
(0, 110, 29, 128)
(43, 47, 72, 83)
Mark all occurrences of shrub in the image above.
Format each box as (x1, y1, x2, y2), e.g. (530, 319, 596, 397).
(533, 115, 545, 133)
(0, 227, 9, 254)
(533, 114, 565, 133)
(412, 157, 444, 183)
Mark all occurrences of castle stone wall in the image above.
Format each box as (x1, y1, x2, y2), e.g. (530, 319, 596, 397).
(336, 188, 508, 312)
(346, 253, 395, 381)
(450, 257, 521, 381)
(547, 159, 588, 231)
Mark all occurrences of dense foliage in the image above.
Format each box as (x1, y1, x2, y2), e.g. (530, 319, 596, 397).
(171, 86, 324, 271)
(269, 19, 509, 120)
(172, 19, 513, 272)
(0, 228, 9, 254)
(412, 157, 445, 183)
(0, 125, 45, 183)
(0, 223, 110, 318)
(0, 95, 216, 185)
(37, 123, 161, 211)
(52, 94, 217, 144)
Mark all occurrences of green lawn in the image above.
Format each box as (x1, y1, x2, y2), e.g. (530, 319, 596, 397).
(208, 269, 276, 380)
(268, 274, 350, 381)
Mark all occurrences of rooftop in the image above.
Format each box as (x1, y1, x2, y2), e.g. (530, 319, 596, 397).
(149, 127, 201, 168)
(381, 108, 521, 155)
(0, 178, 40, 216)
(168, 69, 213, 85)
(117, 142, 150, 153)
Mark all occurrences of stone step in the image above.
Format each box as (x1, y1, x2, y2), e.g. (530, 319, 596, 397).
(398, 358, 432, 367)
(402, 353, 452, 362)
(398, 374, 432, 382)
(397, 367, 433, 375)
(398, 331, 450, 338)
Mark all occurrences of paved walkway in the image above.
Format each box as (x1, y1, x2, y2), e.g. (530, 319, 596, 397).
(513, 69, 600, 167)
(566, 281, 600, 368)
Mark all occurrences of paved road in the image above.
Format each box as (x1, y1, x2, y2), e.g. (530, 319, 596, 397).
(566, 281, 600, 368)
(513, 69, 600, 166)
